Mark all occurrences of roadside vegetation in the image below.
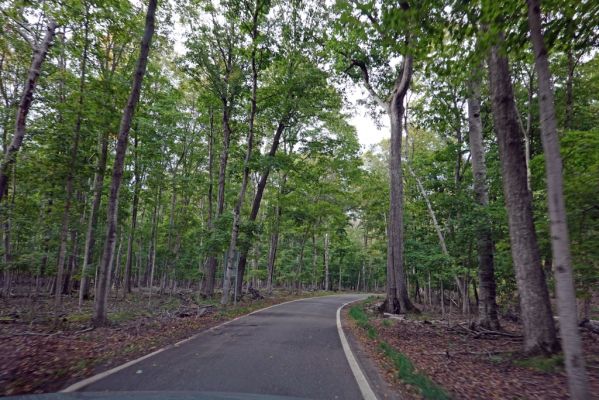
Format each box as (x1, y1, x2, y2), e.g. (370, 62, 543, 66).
(346, 298, 599, 399)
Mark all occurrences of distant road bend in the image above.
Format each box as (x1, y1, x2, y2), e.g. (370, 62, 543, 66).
(69, 294, 373, 400)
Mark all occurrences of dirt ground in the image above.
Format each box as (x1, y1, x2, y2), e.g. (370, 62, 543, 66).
(0, 288, 322, 396)
(345, 300, 599, 400)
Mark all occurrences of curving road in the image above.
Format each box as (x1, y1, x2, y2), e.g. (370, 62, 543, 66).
(74, 294, 371, 400)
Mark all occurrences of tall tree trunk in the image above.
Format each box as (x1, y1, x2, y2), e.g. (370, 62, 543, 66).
(387, 56, 416, 314)
(204, 96, 233, 297)
(487, 41, 558, 354)
(221, 2, 260, 304)
(93, 0, 157, 326)
(564, 49, 575, 130)
(124, 131, 141, 295)
(147, 189, 160, 302)
(0, 20, 57, 203)
(324, 233, 330, 291)
(312, 233, 318, 289)
(527, 1, 590, 396)
(266, 229, 279, 293)
(467, 74, 500, 330)
(234, 122, 285, 296)
(56, 12, 89, 311)
(201, 109, 216, 297)
(79, 131, 108, 305)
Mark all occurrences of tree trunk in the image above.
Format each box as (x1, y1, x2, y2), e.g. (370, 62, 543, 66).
(234, 122, 285, 297)
(324, 233, 330, 291)
(312, 233, 318, 289)
(124, 131, 141, 295)
(147, 190, 160, 303)
(56, 13, 89, 312)
(467, 74, 500, 330)
(0, 20, 57, 203)
(204, 94, 233, 298)
(79, 131, 108, 305)
(565, 49, 575, 130)
(387, 56, 416, 314)
(201, 110, 216, 297)
(487, 41, 558, 354)
(266, 230, 279, 293)
(221, 3, 260, 304)
(93, 0, 157, 326)
(527, 1, 590, 396)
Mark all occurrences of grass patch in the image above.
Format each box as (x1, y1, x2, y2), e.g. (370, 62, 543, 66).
(349, 302, 447, 398)
(514, 354, 564, 373)
(379, 342, 450, 400)
(349, 306, 377, 338)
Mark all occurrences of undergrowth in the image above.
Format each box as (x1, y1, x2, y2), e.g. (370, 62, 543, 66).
(348, 303, 450, 400)
(514, 354, 564, 373)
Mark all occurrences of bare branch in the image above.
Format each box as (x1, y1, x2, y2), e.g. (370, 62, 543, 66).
(348, 59, 388, 110)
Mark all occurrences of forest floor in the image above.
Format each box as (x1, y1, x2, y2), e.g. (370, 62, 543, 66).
(345, 297, 599, 400)
(0, 287, 333, 396)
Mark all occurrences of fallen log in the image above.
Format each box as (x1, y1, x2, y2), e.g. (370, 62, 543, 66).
(579, 319, 599, 334)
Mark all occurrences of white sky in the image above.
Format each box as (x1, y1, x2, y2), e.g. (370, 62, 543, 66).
(346, 87, 389, 149)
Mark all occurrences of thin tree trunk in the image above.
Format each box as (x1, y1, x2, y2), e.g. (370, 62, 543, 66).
(93, 0, 156, 326)
(147, 190, 160, 304)
(467, 74, 500, 330)
(324, 233, 330, 291)
(565, 49, 575, 130)
(56, 12, 89, 312)
(222, 2, 262, 304)
(222, 52, 258, 303)
(79, 131, 108, 305)
(204, 91, 233, 298)
(487, 40, 558, 354)
(124, 131, 141, 295)
(234, 122, 285, 297)
(266, 230, 279, 293)
(527, 1, 590, 396)
(0, 20, 57, 203)
(312, 233, 318, 289)
(201, 110, 216, 297)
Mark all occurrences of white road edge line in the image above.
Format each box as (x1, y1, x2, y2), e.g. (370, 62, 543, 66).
(337, 299, 378, 400)
(61, 294, 340, 393)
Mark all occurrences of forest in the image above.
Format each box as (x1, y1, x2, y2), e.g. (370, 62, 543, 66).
(0, 0, 598, 398)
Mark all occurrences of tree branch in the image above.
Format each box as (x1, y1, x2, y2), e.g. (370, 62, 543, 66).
(348, 59, 388, 110)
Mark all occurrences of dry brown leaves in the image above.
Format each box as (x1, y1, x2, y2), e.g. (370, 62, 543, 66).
(347, 308, 599, 400)
(0, 292, 307, 396)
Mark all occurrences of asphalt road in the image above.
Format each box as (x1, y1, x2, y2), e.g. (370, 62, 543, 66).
(81, 294, 369, 400)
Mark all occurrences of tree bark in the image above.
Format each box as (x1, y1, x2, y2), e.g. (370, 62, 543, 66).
(124, 131, 141, 295)
(487, 41, 558, 354)
(388, 55, 416, 313)
(527, 1, 590, 396)
(201, 110, 216, 297)
(93, 0, 157, 326)
(564, 49, 575, 130)
(324, 233, 330, 291)
(79, 131, 108, 305)
(234, 122, 285, 296)
(56, 12, 90, 312)
(467, 74, 500, 330)
(221, 2, 261, 304)
(0, 20, 57, 203)
(204, 92, 233, 298)
(266, 229, 279, 293)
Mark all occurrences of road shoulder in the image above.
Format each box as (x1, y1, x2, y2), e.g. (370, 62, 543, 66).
(341, 307, 402, 400)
